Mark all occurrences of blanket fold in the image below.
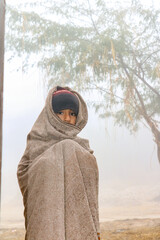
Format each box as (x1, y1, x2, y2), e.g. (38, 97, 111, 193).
(17, 86, 100, 240)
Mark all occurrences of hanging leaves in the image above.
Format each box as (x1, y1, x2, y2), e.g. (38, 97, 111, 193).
(111, 40, 117, 67)
(5, 0, 160, 135)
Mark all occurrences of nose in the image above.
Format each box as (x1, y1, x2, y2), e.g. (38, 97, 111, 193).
(64, 113, 71, 123)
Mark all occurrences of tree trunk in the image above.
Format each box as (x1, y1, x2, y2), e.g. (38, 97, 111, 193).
(0, 0, 6, 211)
(150, 123, 160, 163)
(154, 130, 160, 164)
(158, 141, 160, 163)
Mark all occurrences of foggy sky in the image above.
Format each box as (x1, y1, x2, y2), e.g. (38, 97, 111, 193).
(1, 0, 160, 227)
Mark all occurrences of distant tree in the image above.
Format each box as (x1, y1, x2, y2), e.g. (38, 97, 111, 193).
(0, 0, 6, 208)
(6, 0, 160, 162)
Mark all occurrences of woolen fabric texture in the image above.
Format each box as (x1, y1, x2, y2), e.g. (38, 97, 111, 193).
(52, 89, 79, 115)
(17, 86, 100, 240)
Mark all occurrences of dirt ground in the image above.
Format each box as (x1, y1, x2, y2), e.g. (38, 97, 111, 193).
(1, 218, 160, 240)
(100, 218, 160, 240)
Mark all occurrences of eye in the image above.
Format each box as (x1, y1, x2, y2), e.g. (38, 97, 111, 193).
(57, 111, 63, 115)
(70, 112, 76, 117)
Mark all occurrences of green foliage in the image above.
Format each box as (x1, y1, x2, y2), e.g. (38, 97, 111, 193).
(5, 0, 160, 134)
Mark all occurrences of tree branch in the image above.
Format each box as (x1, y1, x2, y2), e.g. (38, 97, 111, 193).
(89, 83, 152, 130)
(118, 55, 160, 100)
(131, 66, 160, 99)
(119, 55, 160, 148)
(141, 49, 160, 65)
(89, 82, 125, 101)
(119, 55, 150, 120)
(87, 0, 100, 36)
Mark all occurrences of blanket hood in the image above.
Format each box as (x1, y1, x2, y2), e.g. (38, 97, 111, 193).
(20, 86, 93, 165)
(46, 86, 88, 137)
(30, 86, 88, 140)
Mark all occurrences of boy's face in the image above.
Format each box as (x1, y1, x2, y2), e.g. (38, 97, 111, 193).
(56, 109, 77, 125)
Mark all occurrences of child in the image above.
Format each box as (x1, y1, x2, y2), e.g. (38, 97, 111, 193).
(17, 86, 100, 240)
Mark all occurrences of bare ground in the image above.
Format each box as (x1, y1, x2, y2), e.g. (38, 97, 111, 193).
(0, 218, 160, 240)
(100, 218, 160, 240)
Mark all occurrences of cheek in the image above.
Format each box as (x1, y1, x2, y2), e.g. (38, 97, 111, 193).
(71, 117, 77, 125)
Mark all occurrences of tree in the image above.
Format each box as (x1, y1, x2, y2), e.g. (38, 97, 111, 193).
(0, 0, 6, 210)
(6, 0, 160, 162)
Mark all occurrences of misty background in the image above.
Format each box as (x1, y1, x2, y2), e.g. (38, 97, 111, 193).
(1, 0, 160, 228)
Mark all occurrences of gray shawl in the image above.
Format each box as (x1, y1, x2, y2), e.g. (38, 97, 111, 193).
(17, 86, 100, 240)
